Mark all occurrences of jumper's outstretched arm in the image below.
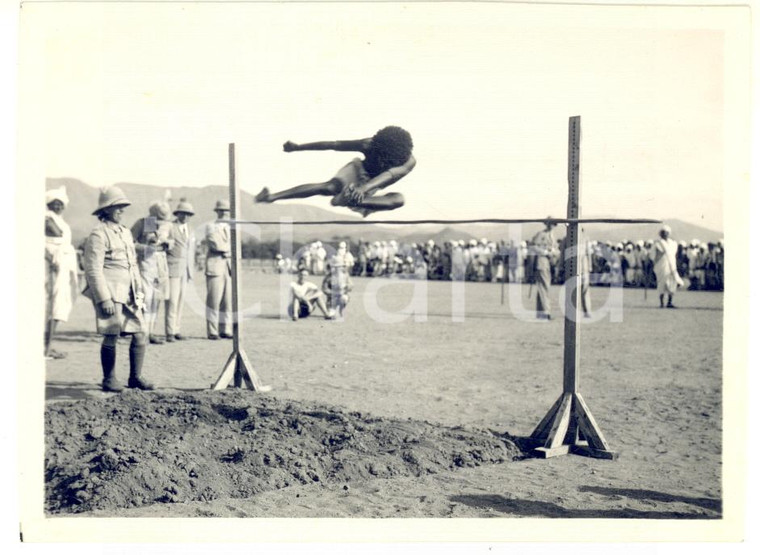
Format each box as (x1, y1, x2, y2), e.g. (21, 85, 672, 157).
(284, 138, 371, 153)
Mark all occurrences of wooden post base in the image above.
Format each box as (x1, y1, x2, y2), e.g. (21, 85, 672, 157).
(532, 443, 618, 460)
(211, 348, 271, 392)
(529, 392, 617, 459)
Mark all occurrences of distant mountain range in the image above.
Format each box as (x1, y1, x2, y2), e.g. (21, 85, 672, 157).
(46, 178, 723, 246)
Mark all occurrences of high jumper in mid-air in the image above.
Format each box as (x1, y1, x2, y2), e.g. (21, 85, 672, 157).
(255, 126, 415, 217)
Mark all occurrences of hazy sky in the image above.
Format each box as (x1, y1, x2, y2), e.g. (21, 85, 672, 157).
(23, 1, 751, 231)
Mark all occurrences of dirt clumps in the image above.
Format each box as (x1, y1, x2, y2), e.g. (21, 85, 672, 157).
(45, 390, 523, 515)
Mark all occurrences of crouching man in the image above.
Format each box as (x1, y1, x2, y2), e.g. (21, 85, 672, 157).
(322, 242, 354, 319)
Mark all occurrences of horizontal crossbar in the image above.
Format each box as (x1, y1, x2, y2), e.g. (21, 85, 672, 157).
(222, 217, 663, 226)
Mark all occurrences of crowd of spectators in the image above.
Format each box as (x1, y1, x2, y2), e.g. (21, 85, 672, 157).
(273, 236, 725, 291)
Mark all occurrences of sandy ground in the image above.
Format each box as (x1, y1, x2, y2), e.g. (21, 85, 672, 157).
(44, 268, 723, 519)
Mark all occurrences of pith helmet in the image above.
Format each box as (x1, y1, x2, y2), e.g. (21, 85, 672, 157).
(174, 198, 195, 216)
(149, 200, 171, 220)
(214, 199, 230, 212)
(93, 186, 131, 215)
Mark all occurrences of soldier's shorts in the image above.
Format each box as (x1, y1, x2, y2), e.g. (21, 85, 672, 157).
(93, 301, 144, 336)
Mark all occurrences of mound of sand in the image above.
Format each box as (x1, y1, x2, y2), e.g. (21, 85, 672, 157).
(45, 390, 524, 515)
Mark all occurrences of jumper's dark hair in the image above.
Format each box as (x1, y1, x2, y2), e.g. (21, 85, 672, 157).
(363, 126, 413, 177)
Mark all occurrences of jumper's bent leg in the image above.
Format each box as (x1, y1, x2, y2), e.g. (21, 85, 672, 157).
(352, 193, 405, 216)
(256, 180, 340, 203)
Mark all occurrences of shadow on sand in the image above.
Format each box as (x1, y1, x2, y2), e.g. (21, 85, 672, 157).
(577, 485, 722, 512)
(45, 382, 222, 401)
(45, 381, 103, 402)
(52, 330, 100, 343)
(450, 491, 721, 519)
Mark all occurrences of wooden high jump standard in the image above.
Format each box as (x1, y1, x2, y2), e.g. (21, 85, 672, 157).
(529, 116, 617, 459)
(211, 144, 270, 392)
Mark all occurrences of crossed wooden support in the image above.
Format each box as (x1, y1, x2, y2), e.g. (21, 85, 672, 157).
(530, 392, 616, 459)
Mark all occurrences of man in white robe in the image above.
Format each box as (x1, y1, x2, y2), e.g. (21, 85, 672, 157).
(45, 187, 79, 359)
(653, 224, 684, 308)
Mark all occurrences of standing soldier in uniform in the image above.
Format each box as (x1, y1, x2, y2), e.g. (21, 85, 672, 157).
(165, 199, 196, 342)
(82, 186, 154, 392)
(204, 200, 233, 340)
(130, 200, 173, 345)
(531, 218, 557, 320)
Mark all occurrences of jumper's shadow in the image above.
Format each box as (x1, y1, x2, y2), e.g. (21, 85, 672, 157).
(450, 492, 721, 519)
(577, 485, 722, 512)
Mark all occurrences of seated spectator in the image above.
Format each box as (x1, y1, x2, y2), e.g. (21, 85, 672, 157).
(288, 269, 335, 321)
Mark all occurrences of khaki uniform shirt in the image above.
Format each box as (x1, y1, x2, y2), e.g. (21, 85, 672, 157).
(205, 220, 232, 277)
(83, 221, 143, 305)
(531, 229, 555, 270)
(166, 221, 196, 279)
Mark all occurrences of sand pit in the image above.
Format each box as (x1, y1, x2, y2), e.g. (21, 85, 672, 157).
(45, 390, 522, 515)
(43, 271, 724, 519)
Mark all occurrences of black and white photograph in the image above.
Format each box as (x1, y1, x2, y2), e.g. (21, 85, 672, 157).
(11, 0, 755, 545)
